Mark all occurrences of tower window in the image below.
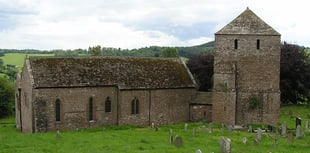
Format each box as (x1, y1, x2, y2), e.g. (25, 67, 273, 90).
(105, 97, 111, 113)
(131, 97, 139, 114)
(55, 99, 61, 122)
(257, 39, 260, 49)
(234, 39, 238, 49)
(89, 97, 94, 121)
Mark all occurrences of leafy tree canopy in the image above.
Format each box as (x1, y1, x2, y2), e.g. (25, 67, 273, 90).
(0, 76, 14, 117)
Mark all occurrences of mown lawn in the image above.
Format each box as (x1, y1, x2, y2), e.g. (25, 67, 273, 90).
(1, 105, 310, 153)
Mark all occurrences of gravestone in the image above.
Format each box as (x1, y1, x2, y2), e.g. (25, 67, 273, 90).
(201, 125, 206, 134)
(248, 125, 252, 133)
(169, 134, 174, 144)
(219, 137, 231, 153)
(174, 135, 183, 147)
(268, 125, 274, 133)
(227, 125, 232, 133)
(287, 133, 294, 143)
(253, 139, 259, 146)
(56, 130, 61, 140)
(192, 127, 197, 137)
(221, 123, 225, 131)
(184, 123, 188, 132)
(256, 128, 262, 140)
(305, 121, 309, 132)
(151, 122, 155, 128)
(296, 117, 302, 128)
(195, 149, 202, 153)
(242, 137, 247, 144)
(281, 123, 287, 137)
(169, 128, 173, 135)
(296, 125, 305, 138)
(208, 123, 213, 134)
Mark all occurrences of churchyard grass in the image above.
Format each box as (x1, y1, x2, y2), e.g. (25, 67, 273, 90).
(1, 105, 310, 153)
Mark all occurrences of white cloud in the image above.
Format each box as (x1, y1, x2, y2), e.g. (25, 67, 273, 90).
(0, 0, 309, 50)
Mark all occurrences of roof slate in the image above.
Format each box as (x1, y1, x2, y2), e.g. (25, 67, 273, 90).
(216, 8, 280, 35)
(28, 56, 196, 89)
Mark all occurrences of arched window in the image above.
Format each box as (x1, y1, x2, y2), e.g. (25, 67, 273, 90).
(257, 39, 260, 49)
(234, 39, 238, 49)
(55, 99, 61, 122)
(89, 97, 93, 121)
(131, 97, 139, 114)
(105, 97, 111, 113)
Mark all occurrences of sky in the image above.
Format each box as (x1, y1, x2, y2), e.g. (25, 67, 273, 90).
(0, 0, 309, 50)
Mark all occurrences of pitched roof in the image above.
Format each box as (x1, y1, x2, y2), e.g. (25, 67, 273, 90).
(27, 56, 196, 89)
(216, 8, 280, 35)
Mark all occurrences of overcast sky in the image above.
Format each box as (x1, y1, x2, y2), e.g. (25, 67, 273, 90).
(0, 0, 309, 50)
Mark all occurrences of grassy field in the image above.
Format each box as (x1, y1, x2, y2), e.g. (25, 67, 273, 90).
(0, 53, 54, 69)
(1, 105, 310, 153)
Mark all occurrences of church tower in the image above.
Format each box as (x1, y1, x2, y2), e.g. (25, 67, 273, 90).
(212, 8, 281, 125)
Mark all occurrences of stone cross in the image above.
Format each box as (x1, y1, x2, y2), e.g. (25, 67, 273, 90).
(169, 134, 174, 144)
(174, 135, 183, 147)
(169, 128, 173, 136)
(296, 125, 305, 138)
(184, 123, 188, 132)
(219, 137, 231, 153)
(208, 123, 213, 134)
(256, 128, 262, 140)
(201, 125, 206, 134)
(192, 127, 197, 137)
(242, 137, 247, 144)
(281, 123, 287, 137)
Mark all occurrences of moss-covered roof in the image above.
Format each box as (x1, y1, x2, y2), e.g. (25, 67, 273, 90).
(216, 8, 280, 35)
(28, 56, 196, 89)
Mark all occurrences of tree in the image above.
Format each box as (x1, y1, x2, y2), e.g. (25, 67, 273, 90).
(0, 76, 14, 117)
(88, 45, 102, 56)
(160, 47, 179, 57)
(280, 42, 310, 104)
(187, 53, 214, 91)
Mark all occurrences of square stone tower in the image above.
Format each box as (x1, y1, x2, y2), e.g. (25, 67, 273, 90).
(212, 8, 281, 126)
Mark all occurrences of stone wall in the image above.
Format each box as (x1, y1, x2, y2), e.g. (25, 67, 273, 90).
(33, 86, 118, 131)
(190, 104, 212, 122)
(19, 60, 34, 133)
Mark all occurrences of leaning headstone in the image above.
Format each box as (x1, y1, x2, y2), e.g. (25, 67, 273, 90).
(256, 128, 262, 140)
(174, 135, 183, 147)
(219, 137, 231, 153)
(287, 133, 294, 143)
(201, 125, 206, 134)
(208, 123, 213, 134)
(281, 123, 287, 137)
(248, 125, 252, 133)
(195, 149, 202, 153)
(242, 137, 247, 144)
(296, 125, 305, 138)
(56, 130, 61, 140)
(184, 123, 188, 132)
(192, 127, 197, 137)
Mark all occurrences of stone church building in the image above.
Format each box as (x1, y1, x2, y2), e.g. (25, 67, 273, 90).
(15, 8, 280, 133)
